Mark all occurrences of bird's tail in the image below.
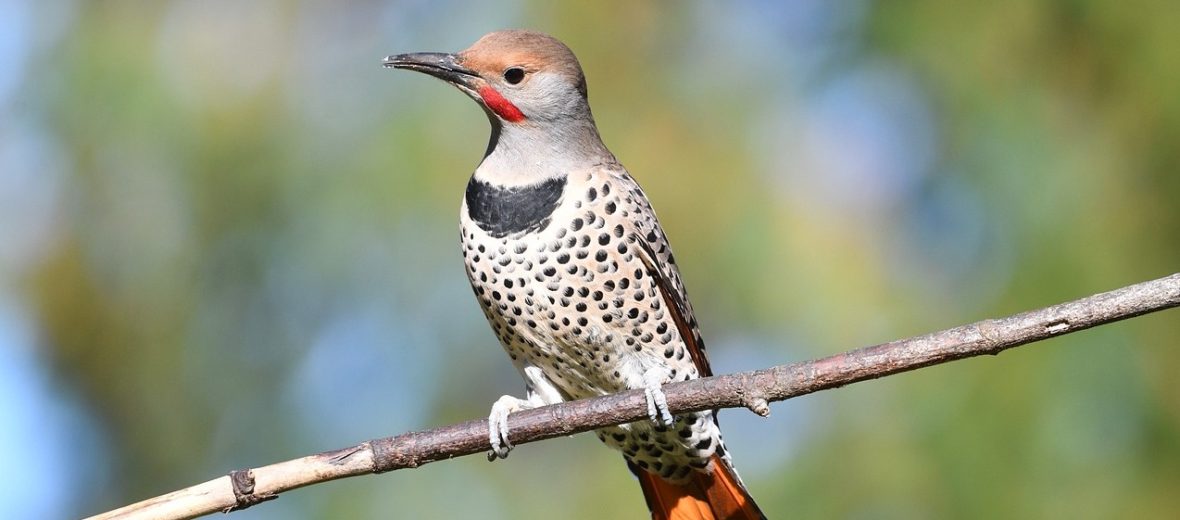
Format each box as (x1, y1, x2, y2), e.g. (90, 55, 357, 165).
(631, 454, 765, 520)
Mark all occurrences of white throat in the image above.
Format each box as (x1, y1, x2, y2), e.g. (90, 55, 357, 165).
(474, 113, 614, 187)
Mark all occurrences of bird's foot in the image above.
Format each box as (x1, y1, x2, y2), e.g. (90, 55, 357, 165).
(487, 394, 532, 461)
(486, 366, 566, 461)
(642, 367, 674, 429)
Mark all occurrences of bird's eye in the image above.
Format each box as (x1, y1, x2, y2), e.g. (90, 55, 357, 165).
(503, 67, 525, 85)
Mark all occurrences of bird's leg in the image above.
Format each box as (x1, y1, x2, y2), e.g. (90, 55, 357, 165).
(487, 365, 564, 461)
(641, 366, 675, 429)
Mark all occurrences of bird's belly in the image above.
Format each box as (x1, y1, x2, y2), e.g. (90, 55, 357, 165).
(460, 229, 630, 397)
(461, 230, 722, 480)
(459, 215, 698, 400)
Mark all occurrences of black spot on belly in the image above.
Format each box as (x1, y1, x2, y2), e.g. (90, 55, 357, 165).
(466, 176, 566, 238)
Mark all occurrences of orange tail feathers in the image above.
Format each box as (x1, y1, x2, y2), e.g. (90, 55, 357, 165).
(631, 455, 765, 520)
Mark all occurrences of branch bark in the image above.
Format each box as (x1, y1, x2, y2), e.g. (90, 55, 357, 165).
(87, 273, 1180, 520)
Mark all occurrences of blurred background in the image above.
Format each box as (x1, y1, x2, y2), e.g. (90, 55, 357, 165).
(2, 1, 1178, 518)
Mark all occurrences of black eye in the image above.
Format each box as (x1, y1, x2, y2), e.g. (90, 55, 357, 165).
(503, 67, 525, 85)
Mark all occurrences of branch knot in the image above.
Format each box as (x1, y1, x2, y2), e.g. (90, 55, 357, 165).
(223, 469, 277, 513)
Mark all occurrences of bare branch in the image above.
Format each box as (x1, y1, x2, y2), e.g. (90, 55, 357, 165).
(87, 273, 1180, 520)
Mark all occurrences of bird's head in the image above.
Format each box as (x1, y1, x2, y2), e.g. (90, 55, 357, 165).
(385, 30, 590, 126)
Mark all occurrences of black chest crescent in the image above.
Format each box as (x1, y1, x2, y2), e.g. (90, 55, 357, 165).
(465, 176, 566, 238)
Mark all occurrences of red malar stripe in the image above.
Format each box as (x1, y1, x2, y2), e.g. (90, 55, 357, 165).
(478, 85, 526, 122)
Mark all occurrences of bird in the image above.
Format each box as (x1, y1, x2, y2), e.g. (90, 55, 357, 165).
(384, 30, 765, 520)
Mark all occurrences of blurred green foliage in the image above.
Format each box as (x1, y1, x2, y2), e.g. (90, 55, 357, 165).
(3, 1, 1178, 518)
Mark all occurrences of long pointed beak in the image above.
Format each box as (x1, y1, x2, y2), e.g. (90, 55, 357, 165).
(382, 52, 479, 87)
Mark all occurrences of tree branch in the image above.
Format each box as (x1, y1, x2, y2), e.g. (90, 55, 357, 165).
(87, 273, 1180, 520)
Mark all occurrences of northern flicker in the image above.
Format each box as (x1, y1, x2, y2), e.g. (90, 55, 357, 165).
(385, 30, 765, 520)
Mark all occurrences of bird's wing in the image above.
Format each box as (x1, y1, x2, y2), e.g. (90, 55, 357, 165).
(631, 231, 712, 378)
(612, 168, 712, 378)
